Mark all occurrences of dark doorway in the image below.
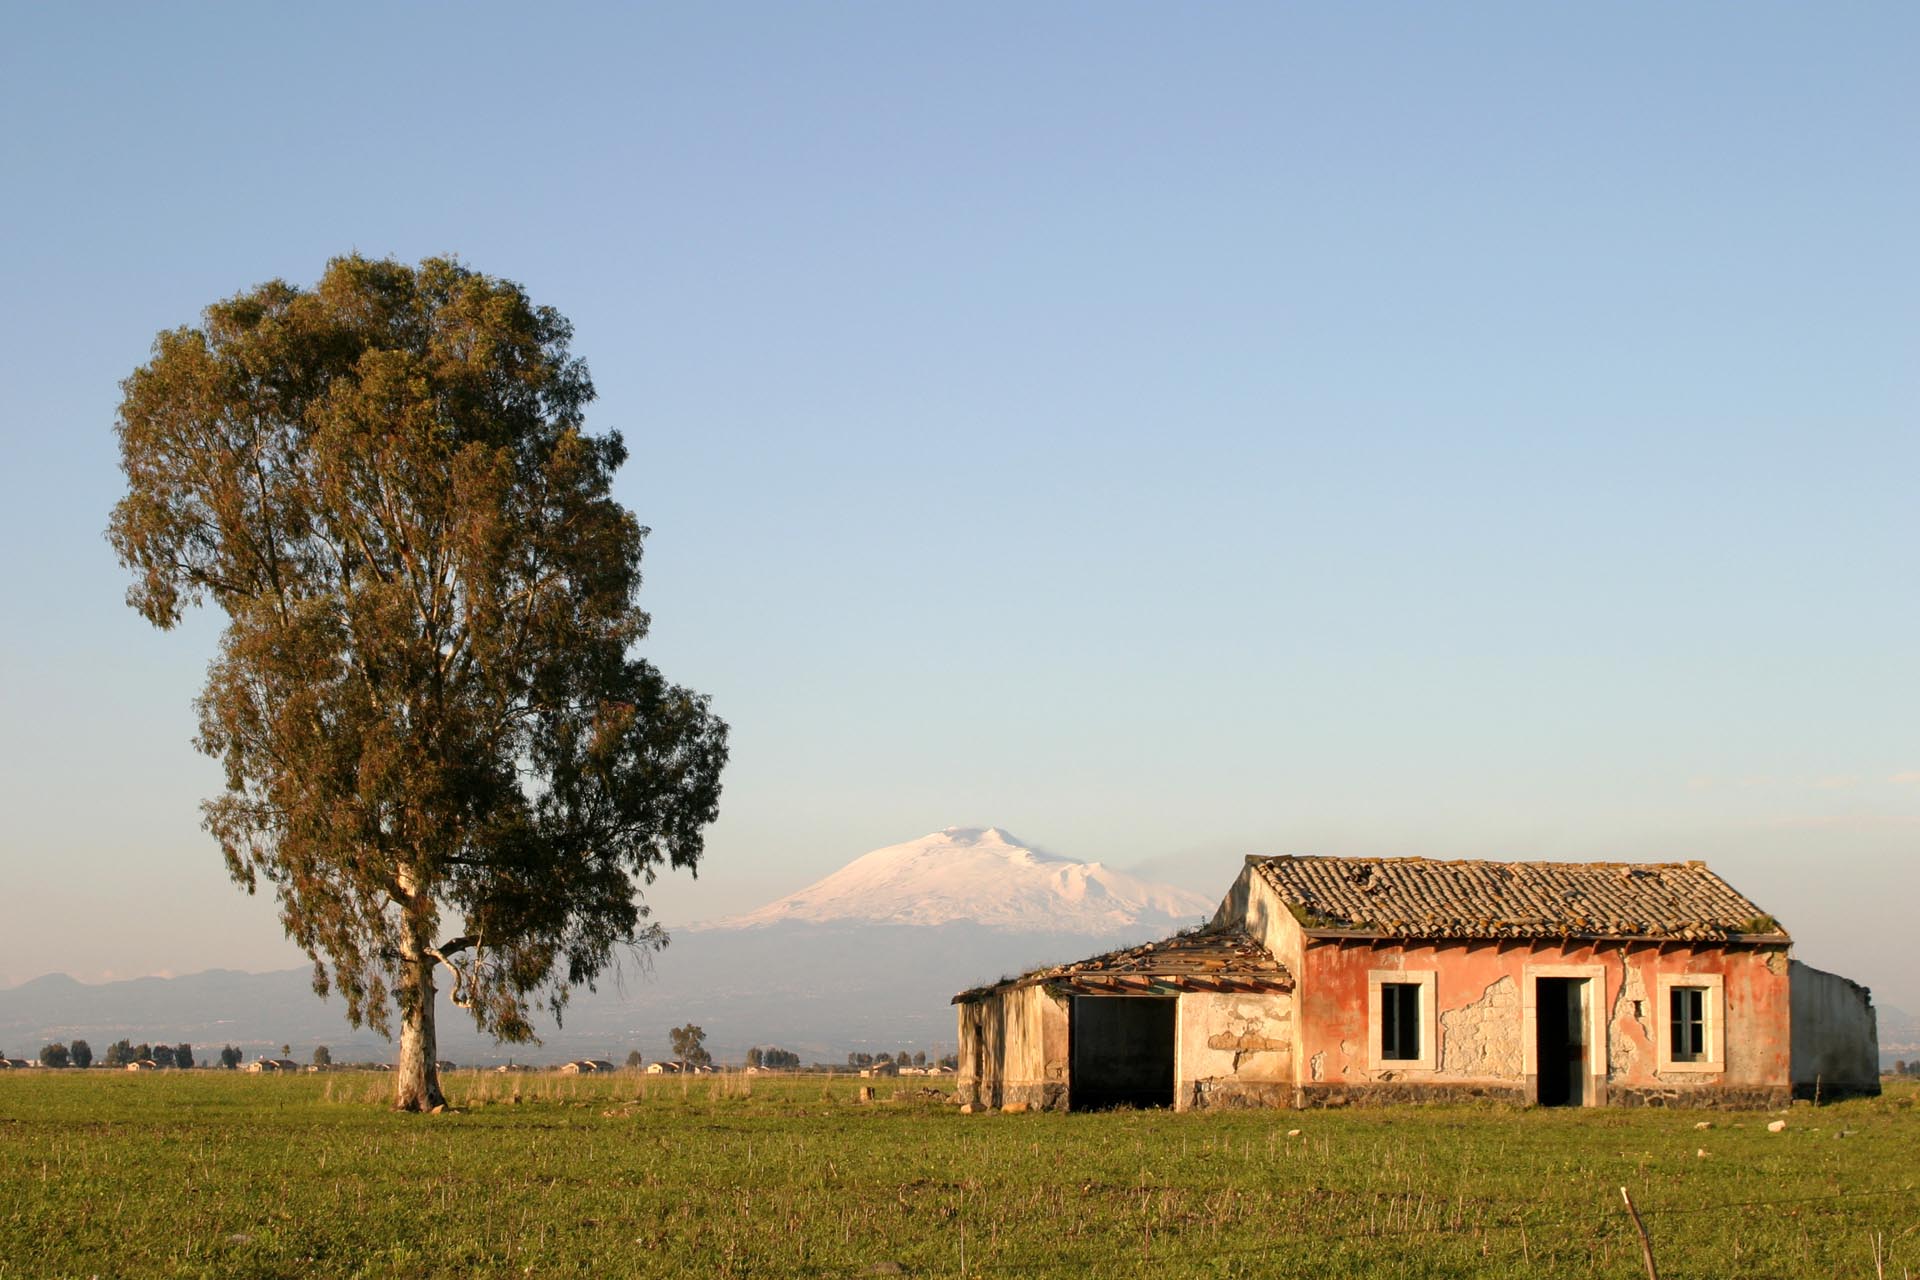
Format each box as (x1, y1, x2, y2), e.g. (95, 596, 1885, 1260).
(1070, 996, 1175, 1111)
(1535, 978, 1589, 1107)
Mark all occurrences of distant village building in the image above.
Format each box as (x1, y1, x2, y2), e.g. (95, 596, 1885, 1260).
(245, 1058, 299, 1073)
(645, 1061, 680, 1074)
(558, 1059, 616, 1075)
(1, 1058, 33, 1070)
(955, 856, 1880, 1112)
(125, 1059, 159, 1072)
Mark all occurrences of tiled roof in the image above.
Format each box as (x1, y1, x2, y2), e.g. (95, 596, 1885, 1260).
(954, 927, 1293, 1003)
(1253, 856, 1785, 942)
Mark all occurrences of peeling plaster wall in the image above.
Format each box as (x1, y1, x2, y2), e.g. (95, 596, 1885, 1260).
(1790, 961, 1880, 1097)
(1292, 937, 1791, 1105)
(1217, 862, 1311, 1093)
(1439, 975, 1521, 1077)
(1175, 991, 1293, 1110)
(954, 983, 1070, 1111)
(1607, 956, 1652, 1079)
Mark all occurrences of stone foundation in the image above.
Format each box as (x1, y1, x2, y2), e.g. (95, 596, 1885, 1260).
(1183, 1080, 1296, 1110)
(957, 1080, 1067, 1112)
(1294, 1082, 1527, 1108)
(1605, 1084, 1792, 1110)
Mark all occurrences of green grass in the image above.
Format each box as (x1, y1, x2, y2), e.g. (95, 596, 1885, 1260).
(1, 1071, 1914, 1278)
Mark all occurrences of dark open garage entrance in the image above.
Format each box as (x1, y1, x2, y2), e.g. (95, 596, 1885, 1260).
(1070, 995, 1175, 1111)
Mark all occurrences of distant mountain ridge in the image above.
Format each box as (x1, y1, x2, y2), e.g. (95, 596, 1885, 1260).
(707, 826, 1214, 935)
(2, 827, 1220, 1062)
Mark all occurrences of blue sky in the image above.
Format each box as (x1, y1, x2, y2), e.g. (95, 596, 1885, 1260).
(1, 5, 1915, 1009)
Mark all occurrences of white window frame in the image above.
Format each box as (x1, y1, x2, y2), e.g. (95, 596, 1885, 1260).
(1520, 963, 1609, 1085)
(1655, 972, 1726, 1074)
(1368, 969, 1436, 1071)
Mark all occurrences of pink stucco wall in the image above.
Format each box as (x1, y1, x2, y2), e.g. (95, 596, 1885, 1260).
(1295, 934, 1790, 1103)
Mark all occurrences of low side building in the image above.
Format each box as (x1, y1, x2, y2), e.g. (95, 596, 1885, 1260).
(955, 855, 1878, 1111)
(1789, 961, 1879, 1098)
(954, 927, 1295, 1111)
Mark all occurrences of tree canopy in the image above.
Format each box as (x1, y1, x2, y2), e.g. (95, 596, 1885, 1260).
(110, 255, 728, 1108)
(668, 1023, 711, 1068)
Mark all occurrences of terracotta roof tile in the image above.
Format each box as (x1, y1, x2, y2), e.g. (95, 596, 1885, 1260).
(1254, 856, 1783, 942)
(954, 927, 1292, 1003)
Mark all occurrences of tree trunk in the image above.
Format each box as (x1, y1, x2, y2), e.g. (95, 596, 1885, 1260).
(394, 937, 446, 1112)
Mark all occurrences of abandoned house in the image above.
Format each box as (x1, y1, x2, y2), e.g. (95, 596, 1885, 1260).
(954, 855, 1880, 1111)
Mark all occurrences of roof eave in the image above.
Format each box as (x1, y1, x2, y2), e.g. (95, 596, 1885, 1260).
(1299, 927, 1793, 945)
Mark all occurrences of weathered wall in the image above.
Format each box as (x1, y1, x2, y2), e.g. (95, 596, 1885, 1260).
(1217, 861, 1308, 980)
(1293, 938, 1791, 1108)
(1790, 960, 1880, 1098)
(1174, 991, 1294, 1110)
(955, 983, 1069, 1111)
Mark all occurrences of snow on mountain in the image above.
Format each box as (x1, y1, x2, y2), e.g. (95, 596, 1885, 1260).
(704, 826, 1217, 935)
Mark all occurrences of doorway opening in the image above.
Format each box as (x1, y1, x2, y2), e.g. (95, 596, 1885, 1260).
(1070, 996, 1175, 1111)
(1535, 977, 1590, 1106)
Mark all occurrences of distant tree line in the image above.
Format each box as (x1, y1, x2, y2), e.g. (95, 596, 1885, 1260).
(745, 1047, 801, 1070)
(22, 1033, 963, 1074)
(21, 1041, 291, 1070)
(845, 1050, 931, 1068)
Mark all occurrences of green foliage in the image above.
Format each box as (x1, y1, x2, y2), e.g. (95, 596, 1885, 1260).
(37, 1043, 69, 1069)
(68, 1039, 93, 1069)
(624, 1049, 643, 1069)
(175, 1044, 194, 1070)
(152, 1045, 176, 1069)
(312, 1046, 332, 1068)
(0, 1072, 1916, 1277)
(667, 1024, 711, 1068)
(108, 256, 728, 1099)
(218, 1045, 243, 1070)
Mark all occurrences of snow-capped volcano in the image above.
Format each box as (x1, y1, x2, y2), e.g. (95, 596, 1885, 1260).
(707, 826, 1216, 935)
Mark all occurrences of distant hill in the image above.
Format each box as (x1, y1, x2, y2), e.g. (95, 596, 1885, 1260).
(1879, 1004, 1918, 1067)
(0, 827, 1218, 1065)
(709, 826, 1214, 934)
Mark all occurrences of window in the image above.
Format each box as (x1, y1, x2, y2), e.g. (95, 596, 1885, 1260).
(1670, 987, 1707, 1062)
(1367, 970, 1435, 1070)
(1654, 972, 1725, 1073)
(1380, 983, 1421, 1060)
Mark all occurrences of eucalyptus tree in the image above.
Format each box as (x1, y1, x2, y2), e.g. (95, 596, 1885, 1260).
(110, 256, 728, 1110)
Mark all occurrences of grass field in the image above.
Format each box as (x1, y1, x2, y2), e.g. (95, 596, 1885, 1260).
(1, 1071, 1913, 1279)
